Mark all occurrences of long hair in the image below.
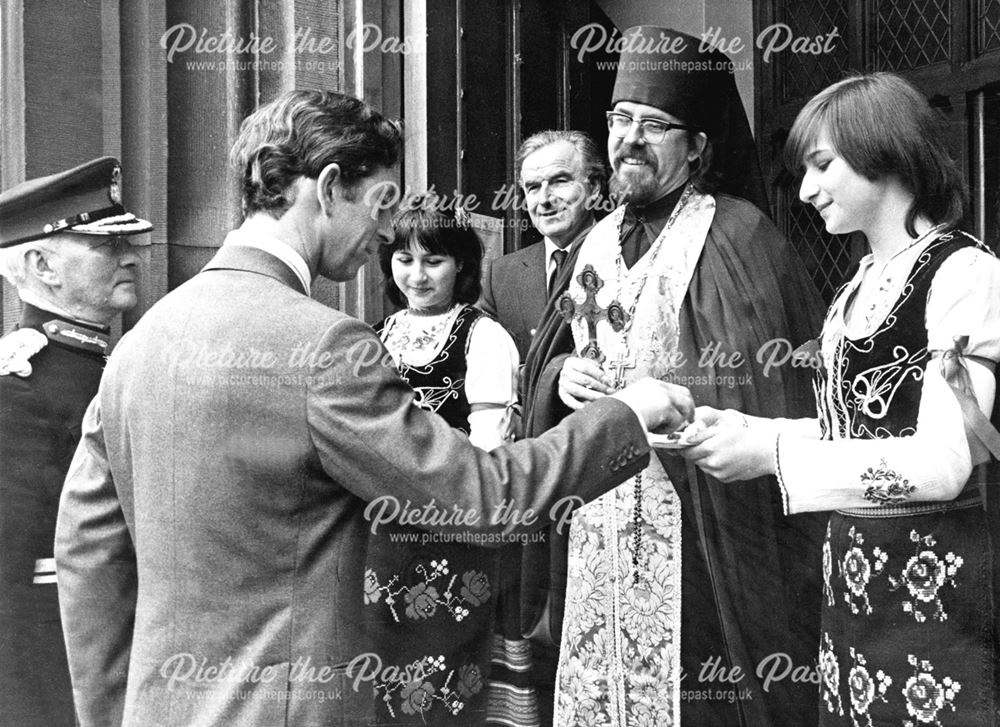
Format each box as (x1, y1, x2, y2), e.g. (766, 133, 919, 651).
(378, 194, 484, 308)
(785, 73, 964, 236)
(230, 90, 402, 218)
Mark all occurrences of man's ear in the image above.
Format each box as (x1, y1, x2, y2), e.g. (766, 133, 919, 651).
(316, 163, 343, 215)
(585, 178, 603, 206)
(24, 247, 61, 287)
(688, 132, 708, 162)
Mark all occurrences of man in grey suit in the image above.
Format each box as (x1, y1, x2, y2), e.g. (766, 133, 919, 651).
(54, 91, 693, 727)
(479, 130, 607, 359)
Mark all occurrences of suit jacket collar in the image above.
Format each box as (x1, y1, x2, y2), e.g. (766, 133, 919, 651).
(201, 244, 309, 296)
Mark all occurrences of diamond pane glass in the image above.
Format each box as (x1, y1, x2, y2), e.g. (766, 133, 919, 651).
(776, 0, 850, 103)
(977, 0, 1000, 55)
(872, 0, 951, 71)
(779, 187, 855, 304)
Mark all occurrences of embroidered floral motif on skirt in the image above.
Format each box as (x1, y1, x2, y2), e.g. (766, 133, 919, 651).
(818, 508, 995, 727)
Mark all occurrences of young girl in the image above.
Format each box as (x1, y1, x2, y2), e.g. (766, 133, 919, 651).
(363, 198, 522, 725)
(683, 73, 1000, 725)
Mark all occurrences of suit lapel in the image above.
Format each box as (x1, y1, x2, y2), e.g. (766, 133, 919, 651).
(201, 245, 308, 295)
(520, 243, 548, 327)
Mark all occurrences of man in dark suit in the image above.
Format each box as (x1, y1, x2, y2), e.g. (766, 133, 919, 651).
(479, 131, 609, 726)
(54, 90, 694, 727)
(0, 157, 151, 727)
(480, 131, 607, 359)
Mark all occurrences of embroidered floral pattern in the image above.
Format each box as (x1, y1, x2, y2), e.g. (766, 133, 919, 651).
(364, 568, 381, 605)
(819, 632, 845, 716)
(823, 522, 835, 607)
(847, 647, 891, 727)
(902, 655, 960, 727)
(839, 526, 888, 615)
(400, 678, 436, 716)
(459, 570, 490, 606)
(889, 530, 963, 623)
(861, 459, 916, 504)
(405, 582, 440, 620)
(456, 663, 484, 699)
(366, 558, 486, 623)
(555, 471, 681, 726)
(374, 654, 484, 720)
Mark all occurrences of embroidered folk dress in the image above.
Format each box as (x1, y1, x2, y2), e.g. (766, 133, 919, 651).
(774, 231, 1000, 727)
(366, 303, 519, 725)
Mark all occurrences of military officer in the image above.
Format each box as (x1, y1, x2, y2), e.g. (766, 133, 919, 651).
(0, 157, 151, 726)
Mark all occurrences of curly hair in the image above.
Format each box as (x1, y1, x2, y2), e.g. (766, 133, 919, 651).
(378, 194, 484, 308)
(230, 90, 402, 218)
(785, 73, 964, 236)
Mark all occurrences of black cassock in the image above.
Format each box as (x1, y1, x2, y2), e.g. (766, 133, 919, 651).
(521, 190, 829, 726)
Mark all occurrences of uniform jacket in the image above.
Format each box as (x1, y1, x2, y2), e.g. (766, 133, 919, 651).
(54, 244, 650, 727)
(0, 303, 109, 727)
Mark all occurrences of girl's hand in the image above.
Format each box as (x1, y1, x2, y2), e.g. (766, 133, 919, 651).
(680, 408, 777, 482)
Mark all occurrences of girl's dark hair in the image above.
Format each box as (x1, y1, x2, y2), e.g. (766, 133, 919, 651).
(230, 89, 402, 217)
(785, 72, 964, 236)
(378, 194, 483, 308)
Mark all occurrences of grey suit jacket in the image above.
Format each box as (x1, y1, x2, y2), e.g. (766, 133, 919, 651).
(55, 244, 649, 727)
(479, 242, 548, 360)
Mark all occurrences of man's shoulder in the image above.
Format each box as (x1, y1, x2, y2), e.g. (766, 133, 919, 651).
(710, 193, 783, 239)
(493, 241, 545, 269)
(712, 193, 771, 223)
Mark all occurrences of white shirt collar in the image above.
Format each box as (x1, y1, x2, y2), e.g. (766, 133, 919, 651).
(223, 229, 312, 295)
(543, 225, 593, 274)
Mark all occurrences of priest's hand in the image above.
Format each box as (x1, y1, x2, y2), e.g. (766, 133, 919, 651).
(611, 378, 695, 432)
(558, 356, 614, 409)
(680, 406, 777, 482)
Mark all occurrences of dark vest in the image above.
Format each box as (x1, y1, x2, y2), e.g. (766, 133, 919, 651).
(816, 231, 982, 441)
(377, 304, 482, 432)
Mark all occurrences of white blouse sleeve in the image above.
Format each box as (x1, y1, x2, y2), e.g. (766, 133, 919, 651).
(777, 247, 1000, 514)
(465, 316, 520, 451)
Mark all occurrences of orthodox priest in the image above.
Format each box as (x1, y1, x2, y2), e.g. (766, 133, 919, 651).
(521, 26, 827, 726)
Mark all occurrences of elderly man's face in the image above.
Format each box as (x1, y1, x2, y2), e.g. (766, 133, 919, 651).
(608, 101, 700, 206)
(42, 234, 140, 324)
(520, 141, 598, 248)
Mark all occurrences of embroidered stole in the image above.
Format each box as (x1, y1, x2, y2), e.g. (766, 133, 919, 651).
(553, 191, 716, 727)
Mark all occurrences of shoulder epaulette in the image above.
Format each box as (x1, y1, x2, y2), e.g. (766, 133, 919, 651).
(0, 328, 48, 377)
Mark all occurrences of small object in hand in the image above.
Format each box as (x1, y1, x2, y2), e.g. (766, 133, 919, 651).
(648, 419, 707, 449)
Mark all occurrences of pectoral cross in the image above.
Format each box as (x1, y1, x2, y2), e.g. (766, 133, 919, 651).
(609, 351, 635, 390)
(556, 264, 629, 365)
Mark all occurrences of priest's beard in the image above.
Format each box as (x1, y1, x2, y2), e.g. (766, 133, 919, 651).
(610, 170, 662, 207)
(610, 145, 671, 207)
(610, 144, 690, 207)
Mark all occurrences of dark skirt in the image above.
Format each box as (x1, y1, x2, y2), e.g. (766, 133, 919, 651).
(362, 523, 499, 726)
(818, 502, 999, 726)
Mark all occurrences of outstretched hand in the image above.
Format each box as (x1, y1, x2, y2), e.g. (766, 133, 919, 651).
(679, 406, 776, 482)
(611, 378, 695, 433)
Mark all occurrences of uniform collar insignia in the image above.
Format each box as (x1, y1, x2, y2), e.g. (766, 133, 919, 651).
(0, 328, 48, 377)
(42, 319, 110, 354)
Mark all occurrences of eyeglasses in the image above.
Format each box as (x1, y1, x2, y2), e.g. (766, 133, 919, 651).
(86, 237, 135, 254)
(605, 111, 694, 144)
